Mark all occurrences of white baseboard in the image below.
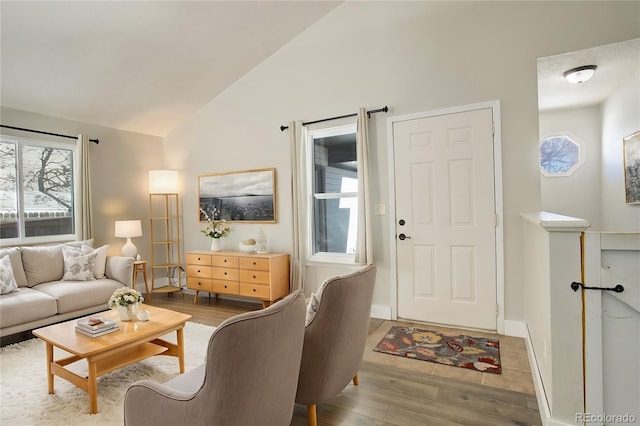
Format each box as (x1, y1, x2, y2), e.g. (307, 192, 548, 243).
(370, 304, 392, 320)
(503, 319, 528, 338)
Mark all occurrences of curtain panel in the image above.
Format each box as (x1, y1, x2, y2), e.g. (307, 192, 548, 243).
(76, 134, 93, 239)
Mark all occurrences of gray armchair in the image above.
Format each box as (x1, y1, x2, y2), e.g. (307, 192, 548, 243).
(124, 291, 306, 426)
(295, 264, 377, 426)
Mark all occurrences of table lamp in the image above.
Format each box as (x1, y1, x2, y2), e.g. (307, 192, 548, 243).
(115, 220, 142, 258)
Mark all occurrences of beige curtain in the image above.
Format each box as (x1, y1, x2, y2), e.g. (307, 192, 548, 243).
(76, 134, 93, 239)
(355, 108, 374, 265)
(290, 121, 306, 291)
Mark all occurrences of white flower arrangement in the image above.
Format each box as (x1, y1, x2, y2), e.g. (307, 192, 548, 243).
(200, 207, 230, 239)
(108, 287, 144, 308)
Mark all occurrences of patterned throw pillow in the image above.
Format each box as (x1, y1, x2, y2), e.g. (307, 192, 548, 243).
(305, 290, 323, 326)
(0, 255, 19, 294)
(81, 245, 109, 278)
(62, 246, 97, 281)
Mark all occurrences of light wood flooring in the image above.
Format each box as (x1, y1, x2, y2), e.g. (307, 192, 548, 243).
(146, 292, 542, 426)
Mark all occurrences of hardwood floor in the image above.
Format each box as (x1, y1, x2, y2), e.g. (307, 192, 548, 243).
(148, 292, 542, 426)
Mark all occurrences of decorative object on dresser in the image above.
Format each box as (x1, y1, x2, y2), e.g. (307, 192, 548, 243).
(148, 170, 184, 299)
(186, 250, 290, 308)
(198, 168, 277, 222)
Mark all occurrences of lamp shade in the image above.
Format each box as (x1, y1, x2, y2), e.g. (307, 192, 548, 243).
(115, 220, 142, 238)
(149, 170, 179, 194)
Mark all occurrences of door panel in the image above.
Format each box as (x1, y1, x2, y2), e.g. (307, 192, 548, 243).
(394, 108, 496, 329)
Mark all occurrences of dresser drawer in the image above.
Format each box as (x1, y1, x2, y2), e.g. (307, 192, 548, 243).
(187, 264, 211, 278)
(187, 277, 213, 292)
(239, 269, 270, 285)
(212, 267, 239, 281)
(212, 280, 239, 295)
(212, 255, 239, 268)
(186, 253, 212, 266)
(239, 283, 270, 299)
(239, 257, 269, 271)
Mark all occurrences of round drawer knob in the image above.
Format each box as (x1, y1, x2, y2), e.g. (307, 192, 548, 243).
(253, 262, 256, 265)
(224, 285, 227, 289)
(224, 272, 227, 275)
(252, 288, 256, 292)
(253, 275, 256, 279)
(197, 269, 201, 273)
(224, 260, 227, 263)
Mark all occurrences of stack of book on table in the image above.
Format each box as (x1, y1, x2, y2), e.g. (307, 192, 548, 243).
(75, 317, 119, 337)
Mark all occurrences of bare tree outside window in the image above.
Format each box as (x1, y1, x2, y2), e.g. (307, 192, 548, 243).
(540, 135, 582, 176)
(0, 138, 74, 240)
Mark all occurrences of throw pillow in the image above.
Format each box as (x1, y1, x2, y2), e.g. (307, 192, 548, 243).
(62, 246, 97, 281)
(0, 247, 27, 287)
(0, 255, 19, 295)
(305, 290, 323, 326)
(81, 244, 109, 279)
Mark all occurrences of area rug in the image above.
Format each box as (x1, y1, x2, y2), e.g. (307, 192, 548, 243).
(373, 325, 502, 373)
(0, 321, 216, 425)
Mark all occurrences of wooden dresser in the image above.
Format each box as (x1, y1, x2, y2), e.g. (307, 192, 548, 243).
(186, 250, 290, 308)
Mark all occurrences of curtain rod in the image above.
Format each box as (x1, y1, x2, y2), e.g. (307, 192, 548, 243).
(0, 124, 100, 144)
(280, 106, 388, 132)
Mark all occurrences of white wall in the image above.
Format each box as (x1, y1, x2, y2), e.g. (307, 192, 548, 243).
(0, 107, 164, 261)
(540, 106, 603, 229)
(601, 71, 640, 230)
(164, 1, 640, 321)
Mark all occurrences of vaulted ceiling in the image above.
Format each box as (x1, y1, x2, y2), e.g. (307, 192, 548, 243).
(2, 2, 636, 138)
(1, 1, 341, 137)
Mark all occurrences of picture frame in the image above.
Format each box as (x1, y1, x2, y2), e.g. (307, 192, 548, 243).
(199, 168, 277, 222)
(623, 130, 640, 205)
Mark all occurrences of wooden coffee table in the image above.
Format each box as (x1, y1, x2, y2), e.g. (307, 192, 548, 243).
(33, 304, 192, 414)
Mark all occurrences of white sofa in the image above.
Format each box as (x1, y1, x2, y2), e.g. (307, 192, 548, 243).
(0, 243, 134, 337)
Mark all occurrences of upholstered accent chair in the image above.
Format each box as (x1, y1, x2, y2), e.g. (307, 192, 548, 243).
(296, 264, 377, 426)
(123, 291, 306, 426)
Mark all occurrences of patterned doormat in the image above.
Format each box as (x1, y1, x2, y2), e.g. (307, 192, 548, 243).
(373, 325, 502, 373)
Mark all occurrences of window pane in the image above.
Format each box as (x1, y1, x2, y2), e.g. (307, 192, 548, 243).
(21, 145, 74, 237)
(0, 142, 18, 238)
(313, 193, 358, 255)
(540, 136, 580, 174)
(313, 133, 358, 194)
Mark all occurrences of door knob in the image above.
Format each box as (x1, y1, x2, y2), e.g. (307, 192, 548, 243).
(398, 233, 412, 240)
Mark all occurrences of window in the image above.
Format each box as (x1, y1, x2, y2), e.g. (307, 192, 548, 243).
(540, 135, 583, 176)
(307, 124, 358, 262)
(0, 136, 75, 243)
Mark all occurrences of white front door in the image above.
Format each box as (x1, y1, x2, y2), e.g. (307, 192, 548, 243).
(393, 107, 497, 329)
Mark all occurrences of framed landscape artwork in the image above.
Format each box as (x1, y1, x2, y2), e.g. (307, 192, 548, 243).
(623, 131, 640, 205)
(199, 168, 277, 222)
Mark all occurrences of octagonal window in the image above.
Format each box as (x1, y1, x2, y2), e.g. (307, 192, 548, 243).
(540, 135, 583, 176)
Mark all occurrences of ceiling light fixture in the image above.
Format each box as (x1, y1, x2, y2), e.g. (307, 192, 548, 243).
(563, 65, 597, 84)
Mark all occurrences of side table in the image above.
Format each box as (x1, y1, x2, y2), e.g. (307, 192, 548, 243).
(133, 260, 151, 301)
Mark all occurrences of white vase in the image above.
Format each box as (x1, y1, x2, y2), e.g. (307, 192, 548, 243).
(117, 303, 139, 321)
(211, 238, 222, 252)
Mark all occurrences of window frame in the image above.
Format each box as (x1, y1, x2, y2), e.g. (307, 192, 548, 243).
(539, 133, 585, 177)
(0, 134, 77, 245)
(305, 123, 358, 265)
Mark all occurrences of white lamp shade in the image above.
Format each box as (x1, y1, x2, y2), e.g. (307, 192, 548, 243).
(149, 170, 179, 194)
(115, 220, 142, 238)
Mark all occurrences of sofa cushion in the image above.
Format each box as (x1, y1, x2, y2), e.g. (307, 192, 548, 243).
(0, 255, 19, 295)
(21, 245, 64, 286)
(82, 245, 109, 279)
(65, 238, 94, 248)
(0, 287, 58, 329)
(34, 279, 123, 314)
(0, 247, 27, 287)
(62, 246, 97, 281)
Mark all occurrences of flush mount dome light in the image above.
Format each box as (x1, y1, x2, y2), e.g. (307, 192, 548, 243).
(563, 65, 597, 84)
